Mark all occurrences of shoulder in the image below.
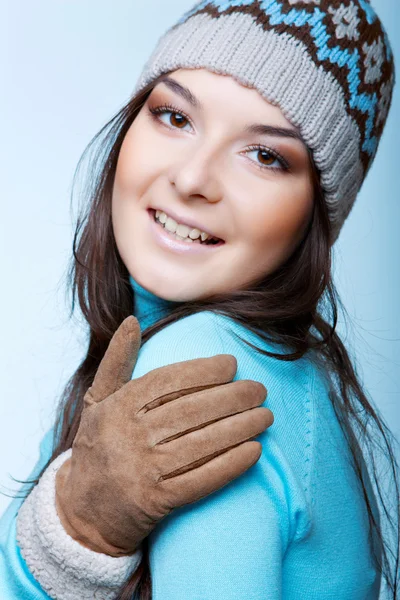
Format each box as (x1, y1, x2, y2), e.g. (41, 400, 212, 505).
(134, 309, 316, 388)
(134, 310, 233, 370)
(133, 309, 319, 445)
(133, 311, 322, 543)
(134, 311, 319, 433)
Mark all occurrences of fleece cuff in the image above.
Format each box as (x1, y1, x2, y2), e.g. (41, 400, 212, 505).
(16, 449, 143, 600)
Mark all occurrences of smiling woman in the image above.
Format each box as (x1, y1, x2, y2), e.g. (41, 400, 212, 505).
(1, 1, 399, 600)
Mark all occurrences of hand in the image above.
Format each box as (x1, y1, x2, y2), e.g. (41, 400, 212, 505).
(55, 316, 273, 556)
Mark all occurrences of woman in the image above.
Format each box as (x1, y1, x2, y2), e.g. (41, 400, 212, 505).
(1, 0, 399, 599)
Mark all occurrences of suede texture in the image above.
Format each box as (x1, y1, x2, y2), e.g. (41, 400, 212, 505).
(55, 316, 272, 557)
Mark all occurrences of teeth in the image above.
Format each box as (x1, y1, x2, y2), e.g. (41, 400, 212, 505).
(174, 233, 193, 243)
(189, 228, 202, 240)
(155, 210, 213, 242)
(165, 216, 178, 233)
(176, 223, 191, 238)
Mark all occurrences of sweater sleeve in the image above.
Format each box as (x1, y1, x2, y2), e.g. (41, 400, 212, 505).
(0, 428, 143, 600)
(130, 310, 314, 600)
(0, 427, 55, 599)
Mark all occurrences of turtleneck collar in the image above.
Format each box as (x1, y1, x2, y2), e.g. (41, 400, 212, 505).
(129, 274, 179, 330)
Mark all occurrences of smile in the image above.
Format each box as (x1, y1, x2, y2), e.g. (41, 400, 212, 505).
(147, 209, 225, 255)
(155, 210, 222, 245)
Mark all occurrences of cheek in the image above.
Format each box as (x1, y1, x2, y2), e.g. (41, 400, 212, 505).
(239, 184, 313, 256)
(114, 120, 160, 200)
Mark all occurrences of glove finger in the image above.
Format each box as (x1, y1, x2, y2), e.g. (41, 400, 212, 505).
(85, 316, 142, 405)
(145, 380, 267, 446)
(123, 354, 238, 413)
(158, 440, 263, 507)
(156, 407, 272, 478)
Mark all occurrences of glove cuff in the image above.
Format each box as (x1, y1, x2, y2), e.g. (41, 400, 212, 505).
(16, 449, 143, 600)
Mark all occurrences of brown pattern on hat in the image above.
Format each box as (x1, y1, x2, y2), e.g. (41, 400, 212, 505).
(175, 0, 395, 176)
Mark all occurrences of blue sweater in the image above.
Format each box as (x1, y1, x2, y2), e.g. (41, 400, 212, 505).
(0, 274, 381, 599)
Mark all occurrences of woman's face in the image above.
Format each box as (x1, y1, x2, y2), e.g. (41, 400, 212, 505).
(112, 68, 314, 301)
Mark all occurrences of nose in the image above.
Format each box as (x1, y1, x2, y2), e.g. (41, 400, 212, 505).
(167, 144, 223, 205)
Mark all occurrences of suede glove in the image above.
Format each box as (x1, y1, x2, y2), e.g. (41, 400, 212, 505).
(55, 315, 273, 557)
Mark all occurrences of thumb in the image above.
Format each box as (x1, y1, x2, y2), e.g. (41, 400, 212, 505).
(84, 316, 141, 406)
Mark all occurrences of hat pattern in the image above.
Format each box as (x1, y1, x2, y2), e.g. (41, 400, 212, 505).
(175, 0, 395, 178)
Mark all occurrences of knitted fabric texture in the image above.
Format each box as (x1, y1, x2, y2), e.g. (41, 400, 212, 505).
(133, 0, 395, 245)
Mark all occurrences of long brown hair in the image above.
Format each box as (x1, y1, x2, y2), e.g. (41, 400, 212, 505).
(9, 73, 400, 598)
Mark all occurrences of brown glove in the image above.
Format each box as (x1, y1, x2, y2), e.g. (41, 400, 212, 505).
(55, 315, 273, 557)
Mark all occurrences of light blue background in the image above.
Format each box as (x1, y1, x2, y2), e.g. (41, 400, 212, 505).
(0, 1, 399, 514)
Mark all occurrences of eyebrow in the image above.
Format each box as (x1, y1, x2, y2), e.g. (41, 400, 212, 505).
(156, 75, 308, 149)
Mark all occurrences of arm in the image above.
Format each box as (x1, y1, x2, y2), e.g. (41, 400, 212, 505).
(130, 310, 313, 600)
(0, 427, 55, 599)
(1, 428, 142, 600)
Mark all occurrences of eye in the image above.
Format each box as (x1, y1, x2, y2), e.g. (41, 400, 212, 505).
(147, 104, 290, 173)
(148, 103, 193, 131)
(242, 145, 290, 173)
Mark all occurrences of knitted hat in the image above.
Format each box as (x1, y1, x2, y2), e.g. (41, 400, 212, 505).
(133, 0, 395, 245)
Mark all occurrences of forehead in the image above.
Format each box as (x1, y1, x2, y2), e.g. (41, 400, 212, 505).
(155, 68, 294, 125)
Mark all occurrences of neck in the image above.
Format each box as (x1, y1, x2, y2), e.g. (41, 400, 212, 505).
(129, 274, 179, 330)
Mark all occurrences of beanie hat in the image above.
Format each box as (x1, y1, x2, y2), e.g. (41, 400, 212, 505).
(133, 0, 395, 245)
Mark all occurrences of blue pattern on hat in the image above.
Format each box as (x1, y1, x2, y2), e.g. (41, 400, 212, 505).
(179, 0, 380, 158)
(358, 0, 376, 24)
